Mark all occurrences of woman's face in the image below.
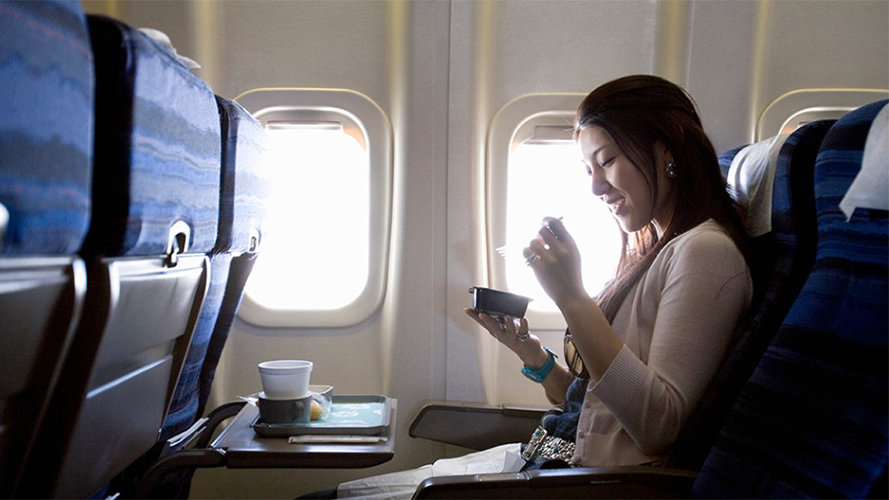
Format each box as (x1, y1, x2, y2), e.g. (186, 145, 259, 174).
(578, 125, 674, 235)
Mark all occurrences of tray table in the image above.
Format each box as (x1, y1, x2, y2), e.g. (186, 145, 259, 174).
(217, 396, 396, 468)
(134, 396, 397, 495)
(253, 395, 391, 437)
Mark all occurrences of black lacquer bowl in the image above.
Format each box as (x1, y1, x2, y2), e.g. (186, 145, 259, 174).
(468, 286, 532, 318)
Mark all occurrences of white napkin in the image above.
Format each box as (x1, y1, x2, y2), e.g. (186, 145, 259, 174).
(726, 133, 790, 236)
(138, 27, 201, 70)
(839, 104, 889, 220)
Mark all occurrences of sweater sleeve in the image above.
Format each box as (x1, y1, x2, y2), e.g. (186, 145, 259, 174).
(589, 227, 751, 456)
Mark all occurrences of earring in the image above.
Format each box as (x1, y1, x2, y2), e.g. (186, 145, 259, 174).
(665, 161, 677, 179)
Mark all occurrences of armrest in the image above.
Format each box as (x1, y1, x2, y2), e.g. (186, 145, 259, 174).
(409, 402, 545, 450)
(195, 401, 247, 448)
(412, 465, 697, 499)
(131, 401, 245, 497)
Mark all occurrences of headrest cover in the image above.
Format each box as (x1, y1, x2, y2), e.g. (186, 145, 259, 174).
(725, 134, 790, 236)
(137, 27, 201, 70)
(839, 101, 888, 219)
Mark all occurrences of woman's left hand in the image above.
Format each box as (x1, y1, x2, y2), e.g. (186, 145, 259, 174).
(523, 217, 586, 307)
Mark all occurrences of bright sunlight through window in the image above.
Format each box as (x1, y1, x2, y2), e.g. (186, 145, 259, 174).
(505, 141, 622, 312)
(245, 124, 369, 310)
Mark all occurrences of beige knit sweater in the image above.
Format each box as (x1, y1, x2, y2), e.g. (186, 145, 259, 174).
(574, 219, 752, 466)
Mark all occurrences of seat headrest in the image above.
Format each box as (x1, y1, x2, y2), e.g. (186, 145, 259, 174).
(83, 15, 221, 258)
(215, 96, 271, 254)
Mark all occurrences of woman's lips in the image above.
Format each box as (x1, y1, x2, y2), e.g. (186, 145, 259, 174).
(605, 198, 624, 214)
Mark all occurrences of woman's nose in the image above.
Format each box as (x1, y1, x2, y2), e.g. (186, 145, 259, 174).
(590, 168, 609, 197)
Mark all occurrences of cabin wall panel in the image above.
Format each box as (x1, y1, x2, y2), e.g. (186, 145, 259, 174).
(684, 0, 760, 154)
(215, 0, 393, 104)
(686, 0, 889, 152)
(378, 0, 453, 472)
(761, 0, 889, 104)
(487, 0, 657, 99)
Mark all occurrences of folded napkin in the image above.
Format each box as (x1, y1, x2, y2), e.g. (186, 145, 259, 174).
(726, 133, 790, 236)
(138, 27, 201, 70)
(839, 104, 888, 220)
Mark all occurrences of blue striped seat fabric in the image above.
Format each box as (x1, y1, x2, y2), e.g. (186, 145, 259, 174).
(162, 97, 269, 442)
(0, 0, 93, 255)
(197, 96, 270, 414)
(82, 15, 220, 258)
(213, 96, 271, 255)
(0, 1, 94, 496)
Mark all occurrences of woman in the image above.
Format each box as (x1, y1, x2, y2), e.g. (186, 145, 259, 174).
(470, 74, 752, 467)
(333, 74, 752, 498)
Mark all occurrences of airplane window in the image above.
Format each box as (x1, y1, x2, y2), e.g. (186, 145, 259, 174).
(244, 123, 369, 310)
(235, 89, 392, 328)
(487, 94, 621, 329)
(505, 140, 621, 313)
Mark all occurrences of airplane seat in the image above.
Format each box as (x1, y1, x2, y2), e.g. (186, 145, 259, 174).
(667, 119, 834, 470)
(693, 98, 889, 498)
(15, 14, 222, 498)
(159, 95, 269, 443)
(137, 95, 270, 499)
(0, 0, 93, 495)
(196, 95, 270, 425)
(411, 119, 841, 498)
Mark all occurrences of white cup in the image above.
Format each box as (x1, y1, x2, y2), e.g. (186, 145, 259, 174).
(258, 360, 313, 400)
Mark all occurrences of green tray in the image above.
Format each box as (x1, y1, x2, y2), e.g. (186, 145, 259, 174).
(252, 395, 391, 437)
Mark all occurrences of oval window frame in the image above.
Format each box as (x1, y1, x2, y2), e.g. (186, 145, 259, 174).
(236, 88, 392, 328)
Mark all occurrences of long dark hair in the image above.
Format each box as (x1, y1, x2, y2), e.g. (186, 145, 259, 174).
(565, 75, 749, 378)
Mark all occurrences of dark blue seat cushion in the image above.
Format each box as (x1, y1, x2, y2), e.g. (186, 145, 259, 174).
(82, 16, 220, 258)
(0, 0, 93, 255)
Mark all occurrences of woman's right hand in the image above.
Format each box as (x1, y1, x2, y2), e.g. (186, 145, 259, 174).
(464, 309, 550, 369)
(524, 217, 586, 308)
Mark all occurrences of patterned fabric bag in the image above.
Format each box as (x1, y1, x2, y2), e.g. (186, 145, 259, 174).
(520, 377, 586, 469)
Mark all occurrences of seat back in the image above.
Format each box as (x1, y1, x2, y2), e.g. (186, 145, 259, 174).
(162, 96, 270, 442)
(668, 119, 834, 469)
(197, 96, 270, 418)
(0, 0, 93, 495)
(16, 15, 221, 498)
(694, 100, 889, 498)
(135, 96, 269, 499)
